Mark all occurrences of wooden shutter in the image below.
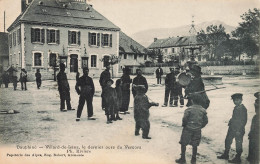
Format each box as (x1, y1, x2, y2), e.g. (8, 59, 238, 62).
(31, 28, 35, 43)
(41, 29, 45, 43)
(9, 34, 12, 48)
(68, 31, 71, 45)
(56, 30, 60, 44)
(18, 29, 21, 44)
(101, 33, 104, 47)
(88, 32, 91, 46)
(47, 29, 50, 43)
(97, 33, 100, 47)
(77, 31, 81, 45)
(109, 34, 112, 47)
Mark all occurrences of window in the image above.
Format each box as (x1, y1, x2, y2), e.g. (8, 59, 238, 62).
(164, 49, 168, 53)
(13, 32, 16, 46)
(34, 52, 43, 66)
(103, 34, 109, 46)
(82, 57, 88, 68)
(172, 48, 175, 53)
(103, 56, 110, 67)
(17, 28, 21, 45)
(17, 52, 21, 67)
(9, 34, 12, 48)
(47, 29, 60, 44)
(101, 33, 112, 47)
(89, 32, 100, 46)
(144, 54, 147, 60)
(90, 55, 97, 67)
(31, 28, 45, 43)
(124, 54, 127, 59)
(68, 31, 80, 45)
(134, 54, 137, 60)
(49, 53, 57, 67)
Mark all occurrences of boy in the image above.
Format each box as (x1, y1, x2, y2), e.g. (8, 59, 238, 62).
(35, 69, 41, 89)
(217, 93, 247, 163)
(134, 85, 159, 139)
(176, 93, 208, 164)
(75, 67, 95, 121)
(162, 67, 175, 107)
(57, 63, 75, 112)
(247, 92, 259, 163)
(103, 79, 118, 124)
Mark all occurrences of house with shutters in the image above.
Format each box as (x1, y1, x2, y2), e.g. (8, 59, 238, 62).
(7, 0, 121, 80)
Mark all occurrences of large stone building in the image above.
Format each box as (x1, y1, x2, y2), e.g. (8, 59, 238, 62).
(8, 0, 122, 80)
(0, 32, 9, 73)
(148, 35, 206, 66)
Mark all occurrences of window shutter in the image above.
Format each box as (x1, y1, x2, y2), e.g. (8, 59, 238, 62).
(77, 31, 81, 45)
(68, 31, 71, 45)
(88, 32, 91, 46)
(109, 34, 112, 47)
(9, 34, 12, 48)
(41, 29, 45, 43)
(47, 29, 50, 43)
(101, 33, 104, 47)
(97, 33, 100, 47)
(31, 28, 35, 43)
(13, 33, 16, 46)
(56, 30, 60, 44)
(18, 29, 21, 44)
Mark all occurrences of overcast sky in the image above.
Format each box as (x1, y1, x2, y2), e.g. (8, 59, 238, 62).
(0, 0, 259, 35)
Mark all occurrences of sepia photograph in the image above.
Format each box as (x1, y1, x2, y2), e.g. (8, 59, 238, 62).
(0, 0, 259, 163)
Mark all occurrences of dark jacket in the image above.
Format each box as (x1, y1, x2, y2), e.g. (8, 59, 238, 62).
(99, 70, 111, 88)
(35, 72, 41, 80)
(75, 75, 95, 97)
(165, 72, 175, 88)
(182, 104, 208, 130)
(228, 104, 247, 132)
(103, 86, 117, 115)
(156, 68, 163, 78)
(121, 74, 132, 91)
(248, 114, 259, 141)
(20, 71, 27, 82)
(57, 72, 70, 92)
(132, 75, 148, 96)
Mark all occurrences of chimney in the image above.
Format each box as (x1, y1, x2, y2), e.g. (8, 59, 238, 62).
(154, 38, 157, 42)
(21, 0, 32, 13)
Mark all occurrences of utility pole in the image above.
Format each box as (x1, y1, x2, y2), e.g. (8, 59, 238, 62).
(4, 11, 6, 32)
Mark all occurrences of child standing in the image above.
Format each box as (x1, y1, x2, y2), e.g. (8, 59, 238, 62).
(217, 93, 247, 163)
(247, 92, 259, 163)
(134, 85, 159, 139)
(175, 93, 208, 164)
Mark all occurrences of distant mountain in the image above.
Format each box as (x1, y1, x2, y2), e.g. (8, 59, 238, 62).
(131, 20, 236, 48)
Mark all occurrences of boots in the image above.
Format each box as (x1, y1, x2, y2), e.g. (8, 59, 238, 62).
(175, 156, 186, 163)
(217, 150, 229, 160)
(191, 146, 197, 164)
(228, 154, 241, 163)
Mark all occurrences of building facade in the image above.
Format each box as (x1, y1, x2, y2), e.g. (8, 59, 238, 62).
(0, 32, 9, 73)
(8, 0, 121, 80)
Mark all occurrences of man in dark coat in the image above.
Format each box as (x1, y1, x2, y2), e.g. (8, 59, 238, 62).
(247, 92, 259, 163)
(35, 69, 42, 89)
(217, 93, 247, 163)
(3, 71, 9, 88)
(173, 66, 184, 107)
(99, 65, 111, 110)
(75, 67, 95, 121)
(120, 67, 132, 114)
(155, 66, 163, 84)
(57, 63, 74, 112)
(185, 65, 210, 109)
(132, 69, 148, 98)
(20, 69, 27, 90)
(162, 67, 175, 107)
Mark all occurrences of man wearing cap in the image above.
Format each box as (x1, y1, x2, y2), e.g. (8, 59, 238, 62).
(132, 69, 148, 98)
(184, 65, 210, 109)
(57, 63, 74, 112)
(162, 67, 176, 107)
(217, 93, 247, 163)
(155, 66, 163, 84)
(99, 65, 111, 110)
(247, 92, 259, 163)
(75, 67, 95, 121)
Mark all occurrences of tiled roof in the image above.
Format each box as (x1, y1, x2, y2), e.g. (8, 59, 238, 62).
(148, 35, 202, 49)
(0, 32, 9, 57)
(119, 31, 146, 54)
(8, 0, 120, 31)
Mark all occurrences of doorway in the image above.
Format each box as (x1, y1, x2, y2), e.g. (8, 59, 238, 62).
(70, 54, 78, 72)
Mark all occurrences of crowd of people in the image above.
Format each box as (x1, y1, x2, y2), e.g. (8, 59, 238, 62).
(0, 63, 259, 164)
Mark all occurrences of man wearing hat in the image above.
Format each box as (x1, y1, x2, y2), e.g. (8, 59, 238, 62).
(162, 67, 176, 107)
(217, 93, 247, 163)
(132, 69, 148, 98)
(99, 65, 111, 110)
(155, 66, 163, 84)
(185, 65, 210, 109)
(247, 92, 259, 163)
(57, 63, 74, 112)
(75, 67, 95, 121)
(20, 68, 27, 90)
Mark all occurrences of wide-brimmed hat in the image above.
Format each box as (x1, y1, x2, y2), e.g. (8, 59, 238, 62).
(231, 93, 243, 100)
(190, 65, 202, 74)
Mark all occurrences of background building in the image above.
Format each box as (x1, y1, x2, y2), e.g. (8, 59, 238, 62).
(0, 32, 9, 73)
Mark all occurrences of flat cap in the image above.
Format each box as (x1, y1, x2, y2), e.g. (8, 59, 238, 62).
(231, 93, 243, 99)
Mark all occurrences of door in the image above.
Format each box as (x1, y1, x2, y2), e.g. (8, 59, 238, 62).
(70, 54, 78, 72)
